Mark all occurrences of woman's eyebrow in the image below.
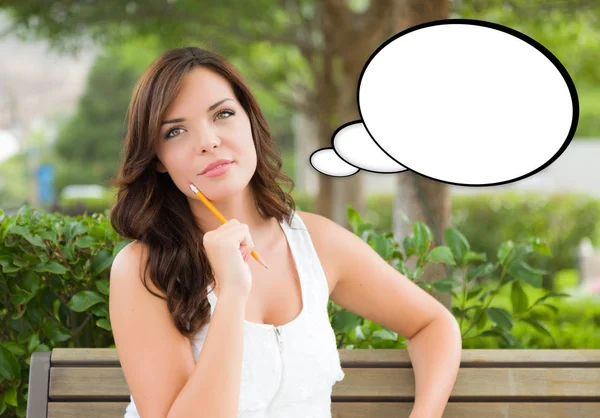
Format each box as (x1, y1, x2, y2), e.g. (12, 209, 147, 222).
(161, 98, 234, 125)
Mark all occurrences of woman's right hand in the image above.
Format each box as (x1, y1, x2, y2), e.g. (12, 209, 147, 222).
(202, 218, 255, 298)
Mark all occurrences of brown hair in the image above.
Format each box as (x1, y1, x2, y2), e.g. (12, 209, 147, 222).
(109, 47, 296, 338)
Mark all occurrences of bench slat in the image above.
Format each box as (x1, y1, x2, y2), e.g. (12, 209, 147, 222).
(50, 348, 600, 366)
(48, 367, 600, 399)
(46, 402, 600, 418)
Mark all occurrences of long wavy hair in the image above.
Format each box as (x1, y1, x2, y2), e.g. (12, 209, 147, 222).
(109, 47, 296, 338)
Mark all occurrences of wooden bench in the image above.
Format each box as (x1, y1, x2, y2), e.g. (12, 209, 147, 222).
(27, 348, 600, 417)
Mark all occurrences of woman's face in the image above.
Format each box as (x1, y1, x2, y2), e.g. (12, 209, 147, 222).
(155, 67, 257, 201)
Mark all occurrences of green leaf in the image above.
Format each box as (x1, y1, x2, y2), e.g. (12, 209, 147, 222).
(53, 298, 62, 320)
(0, 344, 21, 381)
(412, 267, 425, 280)
(28, 332, 40, 353)
(466, 287, 482, 301)
(3, 387, 18, 407)
(74, 236, 96, 249)
(522, 318, 555, 342)
(533, 292, 571, 306)
(479, 328, 519, 347)
(432, 278, 461, 292)
(478, 289, 494, 303)
(68, 290, 106, 312)
(347, 206, 363, 234)
(527, 237, 552, 256)
(1, 263, 20, 273)
(11, 290, 34, 306)
(90, 302, 109, 317)
(21, 271, 41, 294)
(91, 250, 114, 277)
(42, 321, 71, 343)
(63, 243, 76, 261)
(16, 401, 26, 417)
(95, 279, 111, 296)
(511, 281, 529, 314)
(39, 230, 58, 244)
(1, 342, 26, 357)
(371, 329, 398, 341)
(474, 307, 488, 331)
(413, 222, 433, 255)
(415, 280, 430, 290)
(332, 310, 363, 334)
(70, 222, 89, 237)
(463, 251, 487, 264)
(370, 233, 389, 260)
(89, 225, 107, 241)
(403, 235, 416, 258)
(444, 228, 470, 266)
(509, 262, 545, 288)
(466, 263, 498, 282)
(425, 246, 456, 265)
(8, 225, 45, 247)
(96, 318, 112, 331)
(391, 250, 404, 262)
(487, 307, 514, 331)
(497, 241, 514, 264)
(36, 344, 51, 352)
(33, 261, 68, 275)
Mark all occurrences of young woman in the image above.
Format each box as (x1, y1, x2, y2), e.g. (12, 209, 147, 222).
(108, 47, 462, 418)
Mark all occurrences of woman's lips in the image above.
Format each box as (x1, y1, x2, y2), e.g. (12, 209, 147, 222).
(201, 161, 233, 177)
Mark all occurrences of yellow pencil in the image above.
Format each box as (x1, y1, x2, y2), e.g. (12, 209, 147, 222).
(189, 183, 268, 269)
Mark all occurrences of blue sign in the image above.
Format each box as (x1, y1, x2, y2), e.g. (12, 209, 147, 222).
(37, 163, 55, 206)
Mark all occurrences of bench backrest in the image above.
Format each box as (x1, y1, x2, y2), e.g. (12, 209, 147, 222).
(28, 348, 600, 417)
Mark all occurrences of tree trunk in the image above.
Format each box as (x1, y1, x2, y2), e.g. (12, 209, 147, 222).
(392, 0, 452, 311)
(307, 1, 453, 312)
(311, 0, 408, 229)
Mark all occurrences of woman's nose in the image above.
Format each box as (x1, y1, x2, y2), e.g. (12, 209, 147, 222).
(193, 129, 221, 153)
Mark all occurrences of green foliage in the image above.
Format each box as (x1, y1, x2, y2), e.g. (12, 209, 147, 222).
(461, 272, 600, 349)
(458, 2, 600, 137)
(0, 206, 130, 416)
(0, 199, 597, 414)
(296, 192, 600, 284)
(328, 205, 577, 350)
(52, 48, 141, 193)
(451, 192, 600, 287)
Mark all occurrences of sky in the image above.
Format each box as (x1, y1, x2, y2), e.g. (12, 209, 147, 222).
(0, 131, 20, 162)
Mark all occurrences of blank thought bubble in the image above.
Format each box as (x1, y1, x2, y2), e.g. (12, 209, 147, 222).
(310, 19, 579, 186)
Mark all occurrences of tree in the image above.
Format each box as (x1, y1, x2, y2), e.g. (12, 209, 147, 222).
(6, 1, 596, 311)
(0, 0, 453, 310)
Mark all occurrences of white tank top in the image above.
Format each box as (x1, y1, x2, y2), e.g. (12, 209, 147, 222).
(124, 210, 345, 417)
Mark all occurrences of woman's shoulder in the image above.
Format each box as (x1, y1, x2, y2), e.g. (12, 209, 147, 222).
(111, 240, 166, 299)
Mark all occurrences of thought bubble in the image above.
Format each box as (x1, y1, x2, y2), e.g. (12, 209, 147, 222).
(310, 19, 579, 186)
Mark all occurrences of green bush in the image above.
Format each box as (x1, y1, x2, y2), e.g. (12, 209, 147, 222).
(460, 273, 600, 349)
(297, 192, 600, 285)
(0, 206, 129, 416)
(328, 206, 576, 350)
(52, 189, 600, 284)
(0, 201, 596, 416)
(452, 192, 600, 287)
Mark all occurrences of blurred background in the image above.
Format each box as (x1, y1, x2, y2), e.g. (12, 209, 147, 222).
(1, 0, 599, 344)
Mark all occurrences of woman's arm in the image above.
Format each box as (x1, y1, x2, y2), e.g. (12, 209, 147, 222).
(406, 312, 462, 418)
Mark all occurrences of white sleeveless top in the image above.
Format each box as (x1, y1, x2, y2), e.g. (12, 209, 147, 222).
(124, 210, 345, 417)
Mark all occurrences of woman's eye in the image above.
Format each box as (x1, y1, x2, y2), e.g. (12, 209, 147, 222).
(163, 109, 235, 140)
(164, 127, 183, 139)
(215, 109, 235, 120)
